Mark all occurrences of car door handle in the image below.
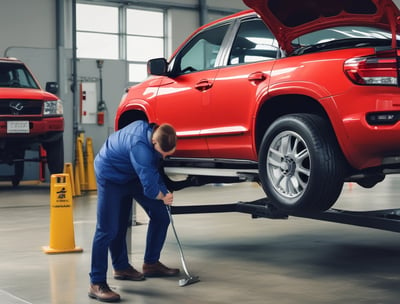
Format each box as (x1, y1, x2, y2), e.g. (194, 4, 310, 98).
(195, 79, 213, 91)
(248, 71, 266, 82)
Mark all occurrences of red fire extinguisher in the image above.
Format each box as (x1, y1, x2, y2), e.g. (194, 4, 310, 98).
(97, 100, 106, 126)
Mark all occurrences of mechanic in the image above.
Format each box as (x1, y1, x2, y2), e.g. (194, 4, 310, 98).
(88, 120, 180, 303)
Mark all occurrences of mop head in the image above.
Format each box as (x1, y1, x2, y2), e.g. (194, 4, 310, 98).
(179, 276, 200, 287)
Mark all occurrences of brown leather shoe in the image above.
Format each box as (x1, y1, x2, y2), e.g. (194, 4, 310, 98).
(114, 265, 145, 281)
(143, 261, 180, 277)
(88, 283, 120, 302)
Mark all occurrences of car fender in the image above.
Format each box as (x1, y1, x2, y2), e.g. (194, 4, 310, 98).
(266, 80, 332, 100)
(115, 76, 164, 130)
(115, 98, 155, 130)
(254, 80, 352, 162)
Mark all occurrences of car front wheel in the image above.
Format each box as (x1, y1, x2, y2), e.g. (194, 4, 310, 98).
(258, 114, 345, 213)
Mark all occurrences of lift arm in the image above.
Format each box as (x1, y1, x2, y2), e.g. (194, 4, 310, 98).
(171, 197, 400, 233)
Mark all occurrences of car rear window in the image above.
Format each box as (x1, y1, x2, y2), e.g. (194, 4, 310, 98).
(291, 26, 397, 55)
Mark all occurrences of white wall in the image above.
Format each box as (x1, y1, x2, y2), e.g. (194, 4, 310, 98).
(0, 0, 57, 56)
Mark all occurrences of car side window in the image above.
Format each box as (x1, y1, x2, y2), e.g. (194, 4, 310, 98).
(173, 24, 230, 75)
(228, 19, 278, 65)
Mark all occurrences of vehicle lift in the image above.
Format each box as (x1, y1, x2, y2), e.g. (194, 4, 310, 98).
(159, 167, 400, 233)
(170, 197, 400, 233)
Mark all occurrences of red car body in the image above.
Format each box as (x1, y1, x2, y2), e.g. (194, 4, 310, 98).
(116, 0, 400, 212)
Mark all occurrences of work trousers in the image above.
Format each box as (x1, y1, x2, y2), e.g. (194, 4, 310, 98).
(90, 177, 170, 284)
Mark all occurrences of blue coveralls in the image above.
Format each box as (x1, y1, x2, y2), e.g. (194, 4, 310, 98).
(89, 120, 170, 284)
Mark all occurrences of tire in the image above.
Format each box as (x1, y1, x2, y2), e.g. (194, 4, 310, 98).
(12, 160, 24, 187)
(43, 137, 64, 174)
(258, 114, 345, 213)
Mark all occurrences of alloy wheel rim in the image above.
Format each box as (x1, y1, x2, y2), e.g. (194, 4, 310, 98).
(266, 130, 311, 201)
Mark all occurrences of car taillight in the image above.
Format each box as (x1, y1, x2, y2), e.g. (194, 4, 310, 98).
(344, 52, 399, 86)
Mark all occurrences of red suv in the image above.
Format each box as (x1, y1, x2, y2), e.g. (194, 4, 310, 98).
(0, 58, 64, 186)
(116, 0, 400, 213)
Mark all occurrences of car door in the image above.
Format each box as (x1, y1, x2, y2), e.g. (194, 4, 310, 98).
(206, 17, 278, 160)
(154, 23, 231, 158)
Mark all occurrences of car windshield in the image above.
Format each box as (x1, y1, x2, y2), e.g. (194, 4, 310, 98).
(291, 26, 398, 55)
(0, 63, 40, 89)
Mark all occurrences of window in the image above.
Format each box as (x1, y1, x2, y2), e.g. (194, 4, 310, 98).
(228, 19, 278, 65)
(173, 24, 229, 75)
(126, 9, 164, 82)
(76, 4, 165, 82)
(127, 9, 163, 36)
(128, 63, 147, 83)
(76, 4, 119, 59)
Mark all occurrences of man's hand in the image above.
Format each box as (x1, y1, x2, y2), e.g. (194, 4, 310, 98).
(162, 192, 173, 205)
(157, 191, 174, 205)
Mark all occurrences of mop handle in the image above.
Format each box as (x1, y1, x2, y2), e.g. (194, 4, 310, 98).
(166, 205, 191, 277)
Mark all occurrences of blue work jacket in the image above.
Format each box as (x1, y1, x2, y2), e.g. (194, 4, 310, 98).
(94, 120, 168, 199)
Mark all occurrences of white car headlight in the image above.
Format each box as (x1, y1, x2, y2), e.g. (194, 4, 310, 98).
(43, 99, 63, 116)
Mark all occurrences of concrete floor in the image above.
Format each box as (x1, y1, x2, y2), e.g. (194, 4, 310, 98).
(1, 176, 400, 304)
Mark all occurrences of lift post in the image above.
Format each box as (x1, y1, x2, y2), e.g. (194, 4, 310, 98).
(170, 198, 400, 233)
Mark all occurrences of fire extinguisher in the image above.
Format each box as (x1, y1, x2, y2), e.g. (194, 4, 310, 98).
(97, 100, 106, 126)
(96, 60, 106, 126)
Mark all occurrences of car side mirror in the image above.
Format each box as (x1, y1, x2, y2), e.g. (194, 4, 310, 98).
(147, 58, 168, 76)
(45, 82, 59, 95)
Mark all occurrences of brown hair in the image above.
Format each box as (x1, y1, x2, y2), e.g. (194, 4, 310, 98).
(154, 123, 177, 152)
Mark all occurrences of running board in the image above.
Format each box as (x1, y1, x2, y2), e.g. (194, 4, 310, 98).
(170, 198, 400, 233)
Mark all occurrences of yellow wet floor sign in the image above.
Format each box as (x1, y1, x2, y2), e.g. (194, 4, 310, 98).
(42, 174, 83, 254)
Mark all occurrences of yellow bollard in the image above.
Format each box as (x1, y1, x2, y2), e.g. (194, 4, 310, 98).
(42, 174, 83, 254)
(76, 137, 87, 191)
(74, 162, 81, 196)
(63, 163, 75, 197)
(85, 138, 97, 191)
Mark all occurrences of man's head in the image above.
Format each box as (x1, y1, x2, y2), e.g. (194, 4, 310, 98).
(152, 123, 177, 158)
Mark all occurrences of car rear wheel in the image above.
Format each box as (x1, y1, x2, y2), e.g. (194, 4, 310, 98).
(258, 114, 345, 213)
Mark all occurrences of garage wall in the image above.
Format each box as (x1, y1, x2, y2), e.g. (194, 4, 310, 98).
(75, 59, 126, 153)
(0, 0, 56, 54)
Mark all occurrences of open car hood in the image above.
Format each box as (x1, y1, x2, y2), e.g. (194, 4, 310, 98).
(243, 0, 400, 54)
